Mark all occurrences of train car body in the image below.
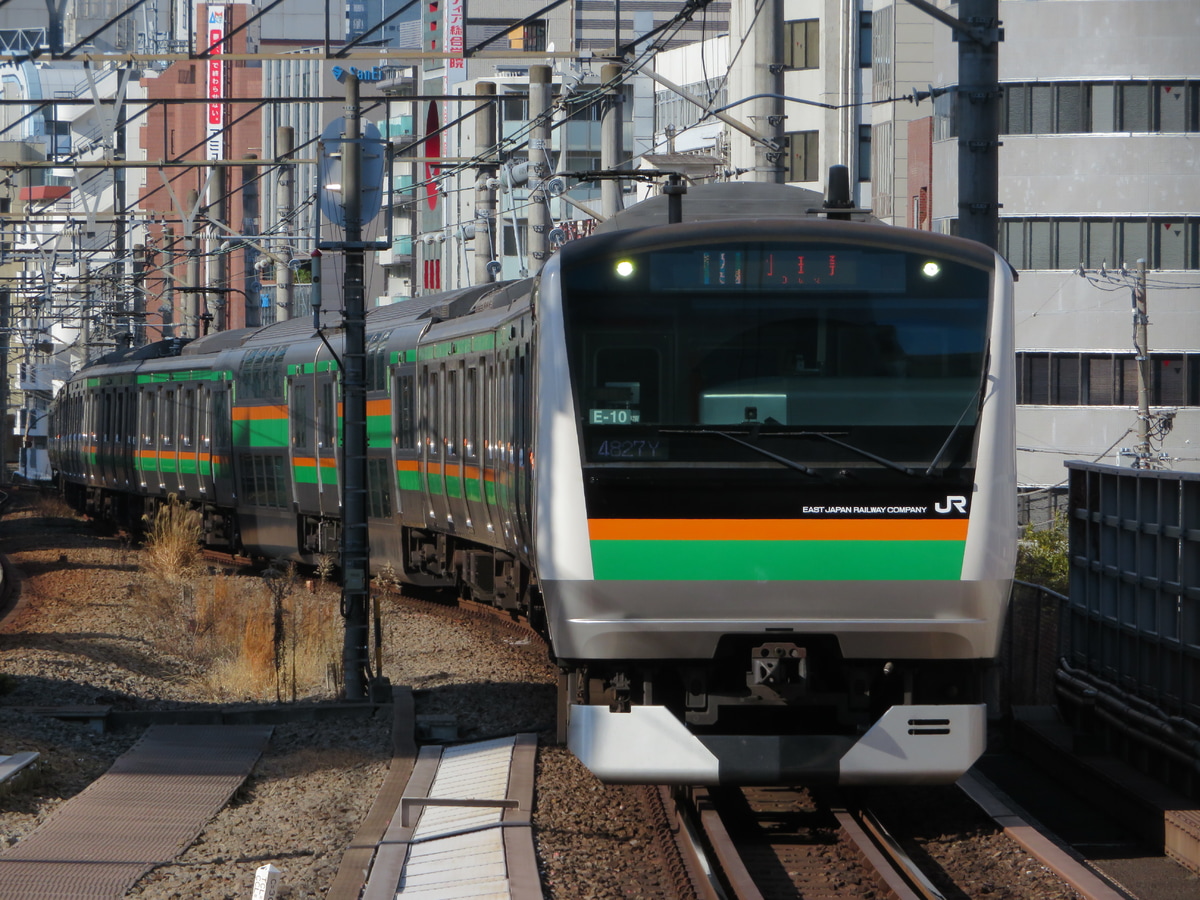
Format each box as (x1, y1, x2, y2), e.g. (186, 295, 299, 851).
(49, 185, 1015, 786)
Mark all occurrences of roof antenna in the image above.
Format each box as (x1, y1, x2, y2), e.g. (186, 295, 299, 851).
(822, 165, 854, 221)
(665, 172, 687, 224)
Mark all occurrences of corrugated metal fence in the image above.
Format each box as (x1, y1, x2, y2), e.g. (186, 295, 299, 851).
(1065, 461, 1200, 725)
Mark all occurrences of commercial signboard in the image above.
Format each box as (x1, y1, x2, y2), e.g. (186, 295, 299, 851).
(206, 5, 226, 161)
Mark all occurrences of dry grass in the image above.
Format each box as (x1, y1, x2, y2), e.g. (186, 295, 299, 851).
(141, 494, 202, 584)
(138, 547, 343, 703)
(30, 491, 77, 519)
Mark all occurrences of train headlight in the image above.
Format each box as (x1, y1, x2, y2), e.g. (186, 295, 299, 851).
(615, 259, 635, 278)
(921, 260, 942, 279)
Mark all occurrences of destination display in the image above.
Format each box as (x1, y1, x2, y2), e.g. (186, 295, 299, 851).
(647, 247, 909, 293)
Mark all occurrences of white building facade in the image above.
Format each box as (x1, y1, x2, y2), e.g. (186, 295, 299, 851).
(922, 0, 1200, 487)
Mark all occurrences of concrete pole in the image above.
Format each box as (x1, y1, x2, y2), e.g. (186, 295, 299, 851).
(340, 72, 375, 701)
(185, 190, 200, 339)
(527, 66, 552, 271)
(600, 63, 624, 217)
(208, 166, 228, 331)
(1134, 259, 1152, 466)
(954, 0, 1001, 249)
(474, 82, 497, 284)
(162, 226, 175, 339)
(752, 0, 785, 183)
(276, 126, 295, 321)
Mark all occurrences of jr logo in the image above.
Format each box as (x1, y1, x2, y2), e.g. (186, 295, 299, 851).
(935, 495, 968, 515)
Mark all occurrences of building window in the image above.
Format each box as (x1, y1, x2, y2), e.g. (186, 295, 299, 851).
(786, 130, 819, 183)
(857, 124, 872, 181)
(858, 11, 872, 67)
(785, 19, 819, 70)
(999, 217, 1200, 270)
(1017, 352, 1198, 406)
(1002, 80, 1199, 135)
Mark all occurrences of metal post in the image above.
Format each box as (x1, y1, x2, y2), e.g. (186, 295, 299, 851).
(753, 0, 785, 183)
(163, 225, 175, 339)
(276, 126, 295, 320)
(527, 66, 552, 270)
(1134, 258, 1151, 465)
(600, 63, 624, 218)
(209, 166, 228, 331)
(953, 0, 1001, 249)
(340, 72, 373, 701)
(185, 190, 200, 340)
(474, 82, 497, 284)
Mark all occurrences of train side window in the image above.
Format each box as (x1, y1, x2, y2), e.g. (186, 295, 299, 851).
(163, 391, 175, 447)
(198, 391, 209, 448)
(465, 365, 478, 458)
(210, 391, 223, 451)
(367, 457, 392, 518)
(427, 369, 441, 455)
(395, 373, 414, 449)
(182, 389, 195, 448)
(318, 381, 336, 448)
(142, 391, 156, 447)
(291, 382, 309, 449)
(446, 366, 458, 457)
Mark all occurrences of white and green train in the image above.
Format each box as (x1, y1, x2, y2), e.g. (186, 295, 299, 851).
(50, 184, 1016, 785)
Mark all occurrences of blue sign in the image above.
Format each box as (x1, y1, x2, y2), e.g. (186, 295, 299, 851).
(332, 65, 386, 84)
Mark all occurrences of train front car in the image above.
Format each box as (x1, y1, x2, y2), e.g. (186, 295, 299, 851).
(535, 218, 1015, 785)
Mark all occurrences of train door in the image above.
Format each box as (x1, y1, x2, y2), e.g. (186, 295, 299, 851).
(287, 373, 312, 513)
(138, 386, 159, 491)
(463, 361, 491, 538)
(420, 363, 450, 530)
(179, 387, 199, 497)
(209, 384, 235, 507)
(99, 389, 114, 488)
(480, 360, 499, 537)
(393, 368, 418, 524)
(513, 341, 533, 554)
(162, 388, 179, 493)
(444, 363, 470, 534)
(121, 386, 137, 489)
(315, 372, 340, 518)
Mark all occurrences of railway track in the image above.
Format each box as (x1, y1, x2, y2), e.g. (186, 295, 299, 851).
(674, 784, 944, 900)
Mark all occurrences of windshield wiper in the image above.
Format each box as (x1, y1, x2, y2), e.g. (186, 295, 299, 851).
(924, 378, 986, 477)
(787, 431, 919, 476)
(658, 428, 823, 477)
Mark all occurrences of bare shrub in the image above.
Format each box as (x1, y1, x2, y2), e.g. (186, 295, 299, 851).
(141, 495, 202, 584)
(31, 491, 76, 519)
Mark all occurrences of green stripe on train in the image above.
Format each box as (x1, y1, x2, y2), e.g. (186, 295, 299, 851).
(588, 540, 967, 581)
(233, 419, 289, 447)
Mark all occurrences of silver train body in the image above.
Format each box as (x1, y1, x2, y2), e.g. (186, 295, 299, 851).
(50, 191, 1015, 785)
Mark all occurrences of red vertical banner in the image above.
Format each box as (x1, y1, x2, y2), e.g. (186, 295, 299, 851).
(205, 5, 226, 160)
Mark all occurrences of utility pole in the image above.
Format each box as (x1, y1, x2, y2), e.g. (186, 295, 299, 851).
(162, 225, 175, 338)
(340, 71, 372, 702)
(185, 190, 200, 339)
(600, 63, 623, 218)
(209, 166, 228, 331)
(276, 126, 295, 320)
(527, 66, 552, 271)
(904, 0, 1002, 249)
(755, 0, 785, 183)
(474, 82, 497, 284)
(1134, 258, 1152, 466)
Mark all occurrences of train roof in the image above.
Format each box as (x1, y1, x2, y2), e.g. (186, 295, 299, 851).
(595, 182, 880, 232)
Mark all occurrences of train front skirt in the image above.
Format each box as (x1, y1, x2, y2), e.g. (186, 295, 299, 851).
(568, 703, 986, 785)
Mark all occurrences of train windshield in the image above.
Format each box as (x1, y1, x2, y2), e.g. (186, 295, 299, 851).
(560, 240, 992, 472)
